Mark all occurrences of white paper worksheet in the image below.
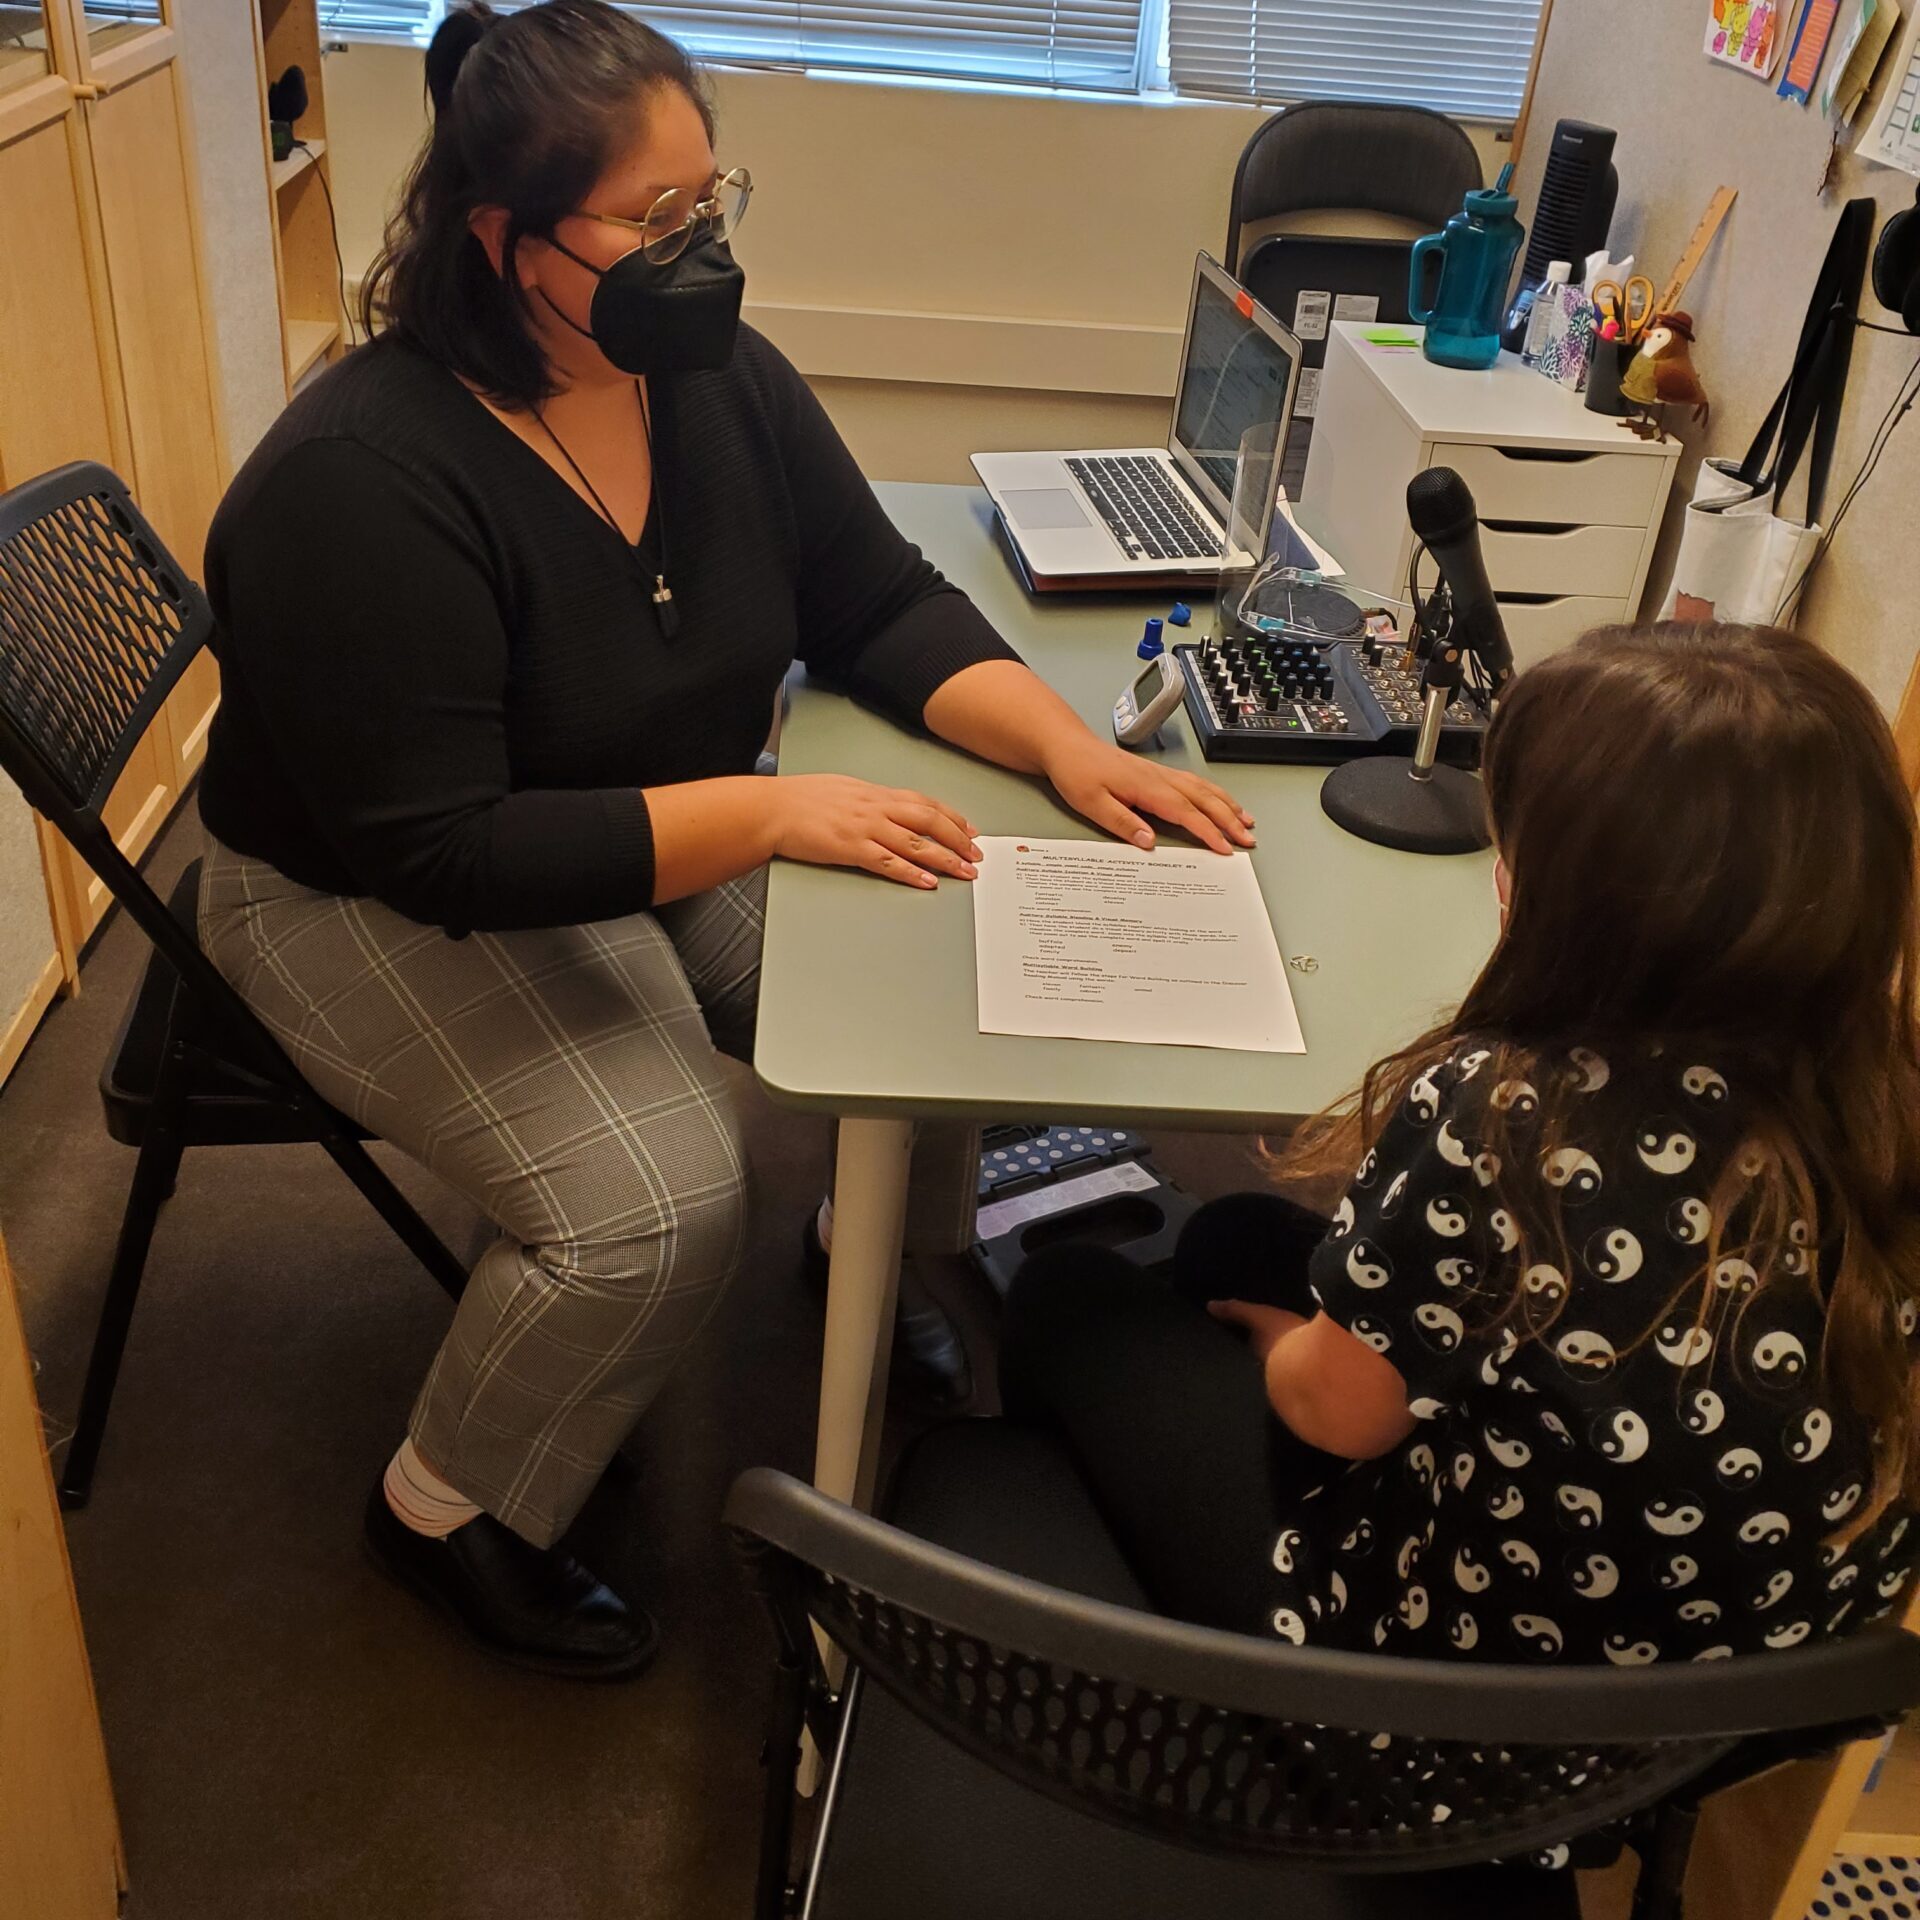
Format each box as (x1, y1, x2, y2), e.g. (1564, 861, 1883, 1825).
(970, 838, 1304, 1053)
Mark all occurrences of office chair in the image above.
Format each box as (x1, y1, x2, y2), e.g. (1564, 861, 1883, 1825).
(1224, 103, 1483, 498)
(727, 1422, 1920, 1920)
(0, 461, 468, 1507)
(1224, 100, 1484, 278)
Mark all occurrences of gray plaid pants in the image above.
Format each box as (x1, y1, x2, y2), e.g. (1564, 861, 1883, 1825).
(199, 833, 975, 1546)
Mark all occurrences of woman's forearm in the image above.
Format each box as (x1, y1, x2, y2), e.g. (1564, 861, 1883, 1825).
(921, 659, 1086, 776)
(644, 776, 780, 905)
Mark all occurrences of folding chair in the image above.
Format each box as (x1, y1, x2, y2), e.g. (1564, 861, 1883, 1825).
(0, 461, 467, 1506)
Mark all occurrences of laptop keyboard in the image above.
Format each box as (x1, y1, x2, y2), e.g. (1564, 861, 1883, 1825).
(1065, 455, 1217, 562)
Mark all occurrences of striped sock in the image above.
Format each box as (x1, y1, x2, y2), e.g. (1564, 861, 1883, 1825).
(383, 1437, 482, 1538)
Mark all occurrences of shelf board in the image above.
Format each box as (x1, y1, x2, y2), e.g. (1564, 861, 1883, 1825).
(1841, 1719, 1920, 1853)
(286, 316, 340, 384)
(270, 136, 324, 194)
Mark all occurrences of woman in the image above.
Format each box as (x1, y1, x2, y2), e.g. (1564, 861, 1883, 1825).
(1003, 623, 1919, 1661)
(196, 0, 1251, 1678)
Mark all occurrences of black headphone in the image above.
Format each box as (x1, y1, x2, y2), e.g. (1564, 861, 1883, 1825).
(1871, 184, 1920, 335)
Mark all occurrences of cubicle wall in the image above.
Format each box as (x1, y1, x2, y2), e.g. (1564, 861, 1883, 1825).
(1513, 4, 1920, 716)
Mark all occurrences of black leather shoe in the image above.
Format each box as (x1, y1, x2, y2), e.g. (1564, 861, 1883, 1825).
(801, 1214, 975, 1411)
(363, 1485, 659, 1680)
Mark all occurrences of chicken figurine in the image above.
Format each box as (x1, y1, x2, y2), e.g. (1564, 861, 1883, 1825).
(1619, 310, 1710, 442)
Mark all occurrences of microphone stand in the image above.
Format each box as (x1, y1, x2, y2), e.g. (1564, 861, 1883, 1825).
(1408, 584, 1461, 783)
(1319, 578, 1494, 856)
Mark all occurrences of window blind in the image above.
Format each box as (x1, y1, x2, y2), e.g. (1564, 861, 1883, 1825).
(321, 1, 1147, 91)
(626, 0, 1149, 91)
(1166, 0, 1545, 120)
(317, 0, 436, 36)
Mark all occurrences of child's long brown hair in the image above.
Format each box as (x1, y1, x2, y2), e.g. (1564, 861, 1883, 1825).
(1280, 623, 1920, 1533)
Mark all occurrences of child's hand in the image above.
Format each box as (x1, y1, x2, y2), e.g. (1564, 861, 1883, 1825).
(1207, 1299, 1307, 1362)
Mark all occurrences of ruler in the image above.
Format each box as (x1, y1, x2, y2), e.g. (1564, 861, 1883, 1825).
(1658, 186, 1739, 316)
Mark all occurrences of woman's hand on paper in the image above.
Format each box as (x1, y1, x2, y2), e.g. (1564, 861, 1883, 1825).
(768, 773, 981, 889)
(1041, 735, 1254, 856)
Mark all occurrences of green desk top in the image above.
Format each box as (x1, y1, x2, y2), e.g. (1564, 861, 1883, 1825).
(754, 483, 1500, 1130)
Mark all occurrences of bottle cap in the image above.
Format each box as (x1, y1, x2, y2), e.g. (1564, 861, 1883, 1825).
(1466, 186, 1518, 220)
(1137, 617, 1165, 660)
(1167, 601, 1192, 627)
(1545, 260, 1572, 285)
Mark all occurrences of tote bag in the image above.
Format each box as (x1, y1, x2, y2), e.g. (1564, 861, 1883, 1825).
(1661, 198, 1874, 627)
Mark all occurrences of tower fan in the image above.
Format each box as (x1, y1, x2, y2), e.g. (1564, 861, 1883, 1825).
(1502, 120, 1619, 350)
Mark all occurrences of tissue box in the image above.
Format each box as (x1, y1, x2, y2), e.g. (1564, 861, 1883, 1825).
(1534, 284, 1596, 392)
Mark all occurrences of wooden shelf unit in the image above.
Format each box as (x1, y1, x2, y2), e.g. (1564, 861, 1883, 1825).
(256, 0, 342, 393)
(285, 314, 338, 383)
(268, 131, 322, 192)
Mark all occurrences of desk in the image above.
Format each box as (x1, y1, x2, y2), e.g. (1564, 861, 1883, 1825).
(756, 481, 1502, 1511)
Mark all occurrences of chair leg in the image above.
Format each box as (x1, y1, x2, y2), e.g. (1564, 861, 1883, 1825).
(756, 1656, 810, 1920)
(58, 1082, 188, 1510)
(1629, 1800, 1700, 1920)
(316, 1132, 469, 1300)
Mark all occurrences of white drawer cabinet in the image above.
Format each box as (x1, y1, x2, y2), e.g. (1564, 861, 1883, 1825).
(1497, 595, 1632, 671)
(1300, 323, 1680, 668)
(1480, 522, 1650, 597)
(1439, 441, 1665, 528)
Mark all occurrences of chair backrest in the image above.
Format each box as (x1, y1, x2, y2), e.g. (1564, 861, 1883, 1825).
(1223, 103, 1483, 500)
(0, 462, 291, 1081)
(1225, 101, 1484, 271)
(0, 462, 210, 827)
(726, 1466, 1920, 1876)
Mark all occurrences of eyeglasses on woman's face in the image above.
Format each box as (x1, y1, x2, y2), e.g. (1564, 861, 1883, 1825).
(573, 166, 752, 266)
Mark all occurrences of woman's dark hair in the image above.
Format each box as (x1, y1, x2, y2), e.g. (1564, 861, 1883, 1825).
(360, 0, 713, 408)
(1280, 622, 1920, 1537)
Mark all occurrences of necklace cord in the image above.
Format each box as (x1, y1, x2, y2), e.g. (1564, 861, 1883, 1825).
(533, 379, 676, 629)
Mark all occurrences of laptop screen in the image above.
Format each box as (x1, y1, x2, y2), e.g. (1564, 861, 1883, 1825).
(1170, 272, 1297, 520)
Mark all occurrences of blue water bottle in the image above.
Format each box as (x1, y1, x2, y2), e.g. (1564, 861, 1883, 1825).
(1409, 185, 1527, 371)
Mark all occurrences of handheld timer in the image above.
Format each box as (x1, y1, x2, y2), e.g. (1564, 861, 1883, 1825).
(1113, 653, 1186, 746)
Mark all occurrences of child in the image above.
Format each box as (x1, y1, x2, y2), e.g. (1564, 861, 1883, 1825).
(1001, 622, 1920, 1663)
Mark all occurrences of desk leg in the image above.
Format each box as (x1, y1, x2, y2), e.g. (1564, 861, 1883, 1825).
(812, 1116, 913, 1511)
(800, 1117, 913, 1797)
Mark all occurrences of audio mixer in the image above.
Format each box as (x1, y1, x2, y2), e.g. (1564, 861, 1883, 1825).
(1173, 577, 1490, 766)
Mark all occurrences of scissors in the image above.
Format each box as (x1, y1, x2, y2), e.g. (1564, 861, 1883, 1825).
(1591, 275, 1657, 344)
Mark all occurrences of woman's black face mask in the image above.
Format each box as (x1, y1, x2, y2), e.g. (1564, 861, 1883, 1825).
(540, 227, 745, 376)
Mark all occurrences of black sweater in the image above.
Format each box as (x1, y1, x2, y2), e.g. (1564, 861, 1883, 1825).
(198, 330, 1019, 933)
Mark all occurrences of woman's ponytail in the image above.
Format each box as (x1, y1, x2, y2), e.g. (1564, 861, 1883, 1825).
(424, 3, 495, 118)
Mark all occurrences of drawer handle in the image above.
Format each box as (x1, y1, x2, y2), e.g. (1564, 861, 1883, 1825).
(1493, 593, 1571, 607)
(1482, 448, 1604, 466)
(1484, 520, 1579, 536)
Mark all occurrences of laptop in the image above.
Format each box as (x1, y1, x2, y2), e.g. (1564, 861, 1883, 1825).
(971, 253, 1303, 592)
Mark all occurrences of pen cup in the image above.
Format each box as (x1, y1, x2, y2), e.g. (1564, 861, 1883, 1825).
(1212, 422, 1281, 646)
(1585, 337, 1634, 417)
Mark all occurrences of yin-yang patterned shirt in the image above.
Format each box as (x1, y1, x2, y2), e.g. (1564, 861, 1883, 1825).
(1266, 1041, 1919, 1666)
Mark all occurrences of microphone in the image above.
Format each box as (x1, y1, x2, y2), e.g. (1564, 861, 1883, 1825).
(1406, 467, 1514, 693)
(1315, 466, 1501, 856)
